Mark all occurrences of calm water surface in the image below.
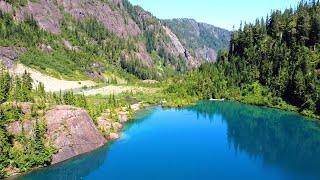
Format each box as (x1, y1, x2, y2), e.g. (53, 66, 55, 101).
(17, 101, 320, 180)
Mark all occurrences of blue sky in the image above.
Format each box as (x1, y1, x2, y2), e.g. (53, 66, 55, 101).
(128, 0, 302, 30)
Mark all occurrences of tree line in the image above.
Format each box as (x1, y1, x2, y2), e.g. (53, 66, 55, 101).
(0, 66, 94, 178)
(167, 0, 320, 117)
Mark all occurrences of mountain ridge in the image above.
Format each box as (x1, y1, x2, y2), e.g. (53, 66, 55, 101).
(0, 0, 230, 81)
(163, 18, 231, 62)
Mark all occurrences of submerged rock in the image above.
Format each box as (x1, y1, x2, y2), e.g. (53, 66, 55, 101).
(46, 105, 107, 164)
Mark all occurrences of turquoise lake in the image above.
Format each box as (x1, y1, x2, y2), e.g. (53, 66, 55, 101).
(17, 101, 320, 180)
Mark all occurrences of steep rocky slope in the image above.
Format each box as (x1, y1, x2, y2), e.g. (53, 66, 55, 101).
(1, 0, 140, 36)
(163, 18, 231, 62)
(0, 0, 229, 80)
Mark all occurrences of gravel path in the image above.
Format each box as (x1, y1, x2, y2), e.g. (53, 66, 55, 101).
(9, 64, 97, 92)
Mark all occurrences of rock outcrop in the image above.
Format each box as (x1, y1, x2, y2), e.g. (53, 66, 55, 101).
(162, 25, 199, 68)
(0, 0, 228, 71)
(135, 42, 152, 67)
(194, 47, 218, 63)
(57, 0, 141, 37)
(84, 71, 109, 82)
(109, 133, 120, 140)
(16, 0, 62, 34)
(46, 105, 107, 164)
(0, 1, 13, 13)
(162, 26, 186, 57)
(63, 39, 80, 51)
(96, 103, 148, 140)
(163, 18, 231, 62)
(40, 43, 53, 52)
(1, 0, 140, 37)
(0, 47, 27, 69)
(7, 120, 35, 136)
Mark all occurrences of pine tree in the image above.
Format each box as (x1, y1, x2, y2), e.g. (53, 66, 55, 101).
(296, 6, 311, 45)
(0, 68, 11, 104)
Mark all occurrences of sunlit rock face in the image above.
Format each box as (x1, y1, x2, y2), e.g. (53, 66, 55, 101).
(46, 105, 107, 164)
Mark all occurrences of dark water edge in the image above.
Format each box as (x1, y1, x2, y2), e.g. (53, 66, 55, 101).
(10, 143, 110, 180)
(15, 101, 320, 180)
(10, 107, 158, 180)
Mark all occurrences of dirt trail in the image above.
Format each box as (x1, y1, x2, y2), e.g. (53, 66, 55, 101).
(9, 64, 97, 92)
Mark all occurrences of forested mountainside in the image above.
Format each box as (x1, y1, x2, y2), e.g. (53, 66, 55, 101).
(0, 0, 229, 81)
(167, 1, 320, 118)
(163, 18, 231, 62)
(0, 67, 124, 177)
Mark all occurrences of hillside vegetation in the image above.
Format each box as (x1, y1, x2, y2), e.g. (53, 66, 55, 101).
(163, 18, 231, 62)
(166, 1, 320, 118)
(0, 0, 231, 81)
(1, 0, 320, 177)
(0, 66, 164, 177)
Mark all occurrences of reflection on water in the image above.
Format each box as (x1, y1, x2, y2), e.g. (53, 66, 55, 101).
(17, 101, 320, 180)
(15, 143, 110, 180)
(187, 101, 320, 178)
(16, 108, 159, 180)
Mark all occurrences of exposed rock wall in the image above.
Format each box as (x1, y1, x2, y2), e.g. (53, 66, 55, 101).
(163, 18, 231, 63)
(57, 0, 141, 37)
(1, 0, 140, 37)
(15, 0, 62, 34)
(45, 105, 107, 164)
(135, 42, 152, 67)
(162, 25, 198, 68)
(7, 120, 35, 136)
(0, 47, 26, 69)
(0, 1, 13, 13)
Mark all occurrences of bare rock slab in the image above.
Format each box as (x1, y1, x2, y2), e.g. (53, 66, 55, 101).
(46, 105, 107, 164)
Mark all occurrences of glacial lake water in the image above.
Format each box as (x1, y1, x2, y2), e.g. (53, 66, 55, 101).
(17, 101, 320, 180)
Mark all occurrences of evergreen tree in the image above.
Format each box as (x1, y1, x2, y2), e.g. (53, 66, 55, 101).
(0, 68, 11, 104)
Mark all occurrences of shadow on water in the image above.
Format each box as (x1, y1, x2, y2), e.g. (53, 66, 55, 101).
(14, 102, 320, 179)
(186, 101, 320, 178)
(14, 145, 110, 180)
(123, 107, 158, 129)
(14, 107, 158, 180)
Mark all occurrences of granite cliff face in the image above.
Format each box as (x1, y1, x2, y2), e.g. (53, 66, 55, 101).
(0, 0, 62, 34)
(57, 0, 141, 37)
(45, 105, 107, 164)
(0, 0, 231, 80)
(163, 18, 231, 62)
(0, 0, 140, 36)
(0, 0, 193, 73)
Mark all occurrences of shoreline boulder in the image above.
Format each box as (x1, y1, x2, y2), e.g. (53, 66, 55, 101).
(46, 105, 107, 164)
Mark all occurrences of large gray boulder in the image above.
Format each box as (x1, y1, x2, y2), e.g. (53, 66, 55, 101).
(46, 105, 107, 164)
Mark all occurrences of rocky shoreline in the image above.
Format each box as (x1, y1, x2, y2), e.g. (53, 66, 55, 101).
(96, 102, 149, 141)
(5, 102, 149, 179)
